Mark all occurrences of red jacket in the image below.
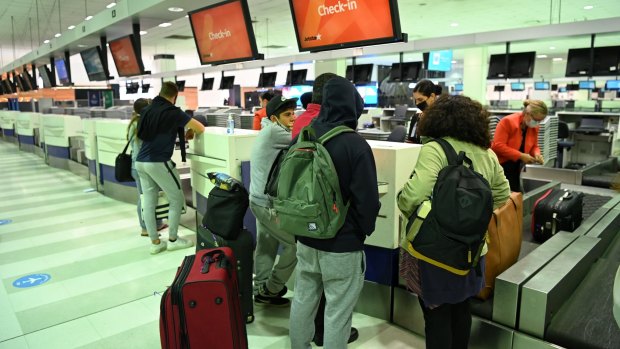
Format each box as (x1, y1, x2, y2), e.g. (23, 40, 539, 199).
(292, 103, 321, 139)
(253, 108, 267, 130)
(491, 112, 541, 164)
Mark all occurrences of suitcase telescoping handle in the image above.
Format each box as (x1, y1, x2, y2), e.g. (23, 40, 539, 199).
(200, 249, 232, 274)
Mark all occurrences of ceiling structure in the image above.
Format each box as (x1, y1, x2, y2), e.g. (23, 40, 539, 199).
(0, 0, 619, 75)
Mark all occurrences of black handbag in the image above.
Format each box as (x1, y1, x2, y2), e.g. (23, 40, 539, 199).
(115, 137, 134, 182)
(202, 173, 249, 240)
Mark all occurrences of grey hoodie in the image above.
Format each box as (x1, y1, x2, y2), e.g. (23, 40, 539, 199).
(249, 119, 291, 207)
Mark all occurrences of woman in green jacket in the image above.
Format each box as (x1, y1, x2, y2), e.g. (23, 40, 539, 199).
(397, 95, 510, 349)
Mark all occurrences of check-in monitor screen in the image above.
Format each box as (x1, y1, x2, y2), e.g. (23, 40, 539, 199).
(578, 80, 595, 90)
(356, 84, 378, 106)
(189, 0, 259, 65)
(289, 0, 402, 52)
(606, 80, 620, 90)
(109, 35, 144, 77)
(282, 85, 313, 107)
(427, 50, 453, 72)
(54, 58, 70, 85)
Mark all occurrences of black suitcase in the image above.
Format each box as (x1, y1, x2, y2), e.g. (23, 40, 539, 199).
(531, 188, 584, 242)
(197, 225, 255, 324)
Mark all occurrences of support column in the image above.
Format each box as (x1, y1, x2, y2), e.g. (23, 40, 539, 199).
(313, 59, 346, 78)
(462, 47, 488, 105)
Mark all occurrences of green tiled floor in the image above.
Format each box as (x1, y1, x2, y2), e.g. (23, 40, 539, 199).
(0, 141, 426, 348)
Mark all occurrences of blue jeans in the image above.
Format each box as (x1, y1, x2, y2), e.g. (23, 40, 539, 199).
(131, 168, 163, 230)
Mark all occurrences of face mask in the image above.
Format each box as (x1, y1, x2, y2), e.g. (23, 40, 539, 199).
(526, 119, 540, 128)
(416, 100, 428, 111)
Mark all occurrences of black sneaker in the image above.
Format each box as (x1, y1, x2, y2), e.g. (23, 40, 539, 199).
(313, 327, 359, 347)
(254, 294, 290, 307)
(258, 283, 286, 298)
(277, 286, 288, 297)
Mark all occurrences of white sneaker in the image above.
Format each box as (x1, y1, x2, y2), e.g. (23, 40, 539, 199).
(150, 241, 167, 255)
(168, 237, 194, 251)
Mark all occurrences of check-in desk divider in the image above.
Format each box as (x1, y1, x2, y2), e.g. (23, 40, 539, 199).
(15, 112, 40, 153)
(189, 127, 259, 239)
(0, 110, 18, 143)
(41, 114, 82, 170)
(94, 119, 137, 204)
(359, 141, 421, 321)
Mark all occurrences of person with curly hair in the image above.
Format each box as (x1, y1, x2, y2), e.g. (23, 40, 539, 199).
(398, 95, 510, 349)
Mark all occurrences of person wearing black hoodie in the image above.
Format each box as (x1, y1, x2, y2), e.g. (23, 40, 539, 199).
(289, 76, 381, 349)
(136, 82, 205, 254)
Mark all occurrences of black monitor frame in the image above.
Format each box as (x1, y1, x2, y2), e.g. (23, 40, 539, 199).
(109, 34, 146, 77)
(389, 62, 421, 82)
(288, 0, 405, 52)
(220, 76, 235, 90)
(80, 46, 110, 81)
(201, 77, 215, 91)
(286, 69, 308, 86)
(346, 64, 374, 84)
(258, 72, 277, 88)
(38, 64, 56, 88)
(188, 0, 262, 66)
(488, 51, 536, 79)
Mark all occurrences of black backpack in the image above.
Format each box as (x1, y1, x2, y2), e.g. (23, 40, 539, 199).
(201, 172, 249, 240)
(409, 138, 493, 275)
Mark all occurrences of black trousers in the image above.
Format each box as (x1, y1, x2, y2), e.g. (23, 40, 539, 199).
(419, 298, 472, 349)
(501, 161, 523, 192)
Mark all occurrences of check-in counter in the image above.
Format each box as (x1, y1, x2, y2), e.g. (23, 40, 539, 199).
(82, 119, 100, 189)
(355, 141, 422, 320)
(95, 119, 136, 203)
(187, 127, 259, 213)
(15, 112, 41, 153)
(0, 110, 19, 143)
(41, 114, 82, 169)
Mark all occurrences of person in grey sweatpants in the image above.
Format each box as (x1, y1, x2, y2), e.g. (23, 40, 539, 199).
(290, 244, 365, 349)
(289, 76, 380, 349)
(136, 161, 183, 241)
(135, 82, 205, 254)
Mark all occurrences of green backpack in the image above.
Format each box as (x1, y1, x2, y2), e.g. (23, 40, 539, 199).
(272, 125, 353, 239)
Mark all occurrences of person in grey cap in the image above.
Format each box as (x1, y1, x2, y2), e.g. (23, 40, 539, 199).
(249, 95, 298, 306)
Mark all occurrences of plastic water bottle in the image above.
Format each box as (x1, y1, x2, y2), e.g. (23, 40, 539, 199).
(227, 114, 235, 134)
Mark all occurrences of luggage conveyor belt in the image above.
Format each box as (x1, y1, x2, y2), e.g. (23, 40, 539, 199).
(468, 187, 613, 321)
(516, 195, 620, 348)
(392, 183, 620, 348)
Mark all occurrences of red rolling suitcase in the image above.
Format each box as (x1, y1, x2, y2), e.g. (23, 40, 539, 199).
(159, 248, 248, 349)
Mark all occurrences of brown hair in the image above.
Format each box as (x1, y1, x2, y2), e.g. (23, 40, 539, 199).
(127, 98, 151, 140)
(160, 81, 179, 99)
(523, 99, 548, 117)
(418, 95, 491, 149)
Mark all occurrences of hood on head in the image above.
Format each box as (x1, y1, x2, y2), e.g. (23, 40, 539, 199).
(314, 76, 364, 129)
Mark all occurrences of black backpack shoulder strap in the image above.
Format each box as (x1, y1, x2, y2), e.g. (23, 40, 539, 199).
(432, 138, 459, 166)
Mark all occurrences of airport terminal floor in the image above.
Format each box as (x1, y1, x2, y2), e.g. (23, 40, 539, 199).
(0, 141, 428, 349)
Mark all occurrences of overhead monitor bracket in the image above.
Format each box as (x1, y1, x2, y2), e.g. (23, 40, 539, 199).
(64, 50, 74, 86)
(100, 36, 114, 80)
(132, 23, 151, 75)
(50, 57, 55, 80)
(589, 34, 596, 79)
(504, 42, 510, 81)
(398, 52, 404, 80)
